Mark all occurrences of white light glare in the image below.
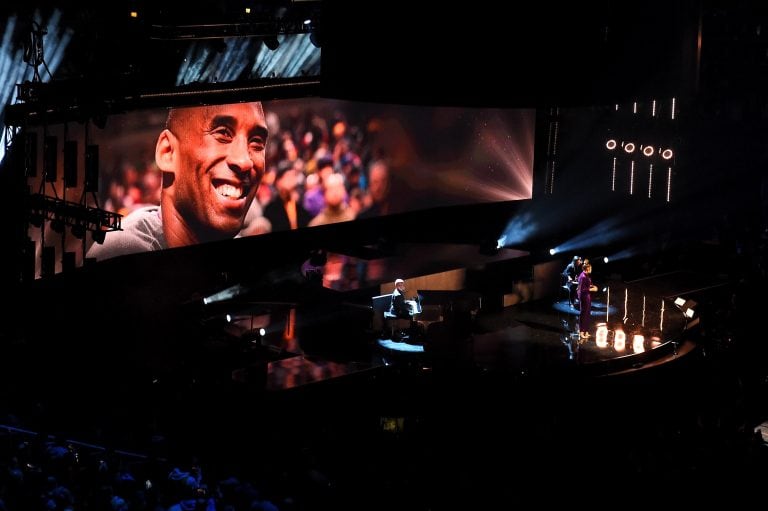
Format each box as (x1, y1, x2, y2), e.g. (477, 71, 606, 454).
(226, 314, 232, 322)
(549, 248, 556, 255)
(632, 334, 645, 353)
(259, 328, 266, 336)
(674, 297, 686, 307)
(597, 325, 610, 348)
(603, 256, 609, 264)
(685, 308, 695, 318)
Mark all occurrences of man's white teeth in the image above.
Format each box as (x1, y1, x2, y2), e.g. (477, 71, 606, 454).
(215, 183, 243, 199)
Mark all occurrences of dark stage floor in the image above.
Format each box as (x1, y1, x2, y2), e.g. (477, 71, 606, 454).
(211, 278, 694, 392)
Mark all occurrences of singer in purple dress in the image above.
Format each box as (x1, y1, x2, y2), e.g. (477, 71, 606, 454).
(577, 263, 598, 338)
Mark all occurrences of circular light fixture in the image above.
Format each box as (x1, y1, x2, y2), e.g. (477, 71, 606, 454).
(661, 148, 673, 160)
(624, 142, 636, 153)
(92, 229, 106, 245)
(51, 218, 65, 233)
(606, 139, 617, 150)
(71, 224, 86, 239)
(642, 145, 654, 157)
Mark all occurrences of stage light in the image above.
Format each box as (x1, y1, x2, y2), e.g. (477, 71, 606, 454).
(642, 145, 654, 157)
(661, 149, 673, 160)
(71, 223, 86, 239)
(309, 30, 322, 48)
(92, 229, 106, 245)
(614, 329, 626, 350)
(596, 327, 609, 348)
(263, 35, 280, 51)
(50, 217, 64, 233)
(606, 139, 617, 150)
(632, 334, 645, 353)
(673, 298, 696, 320)
(596, 324, 609, 347)
(259, 328, 266, 336)
(226, 314, 232, 323)
(624, 142, 636, 153)
(130, 11, 138, 18)
(27, 194, 121, 243)
(603, 256, 609, 264)
(549, 248, 556, 255)
(613, 330, 625, 351)
(245, 7, 251, 14)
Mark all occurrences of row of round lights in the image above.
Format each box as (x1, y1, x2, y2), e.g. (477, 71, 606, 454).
(593, 323, 663, 353)
(606, 139, 673, 160)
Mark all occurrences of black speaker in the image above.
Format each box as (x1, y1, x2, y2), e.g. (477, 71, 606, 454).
(41, 246, 56, 278)
(44, 136, 57, 182)
(62, 251, 76, 272)
(64, 140, 78, 188)
(85, 144, 99, 192)
(24, 132, 37, 177)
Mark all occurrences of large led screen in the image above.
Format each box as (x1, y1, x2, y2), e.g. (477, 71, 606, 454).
(90, 99, 533, 260)
(27, 98, 534, 270)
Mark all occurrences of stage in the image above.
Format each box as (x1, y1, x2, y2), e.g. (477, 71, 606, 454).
(210, 278, 694, 391)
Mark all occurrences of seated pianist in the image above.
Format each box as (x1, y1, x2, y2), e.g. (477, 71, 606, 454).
(386, 278, 422, 342)
(390, 278, 415, 318)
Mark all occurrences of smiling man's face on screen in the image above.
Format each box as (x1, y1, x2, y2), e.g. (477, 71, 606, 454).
(157, 102, 268, 246)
